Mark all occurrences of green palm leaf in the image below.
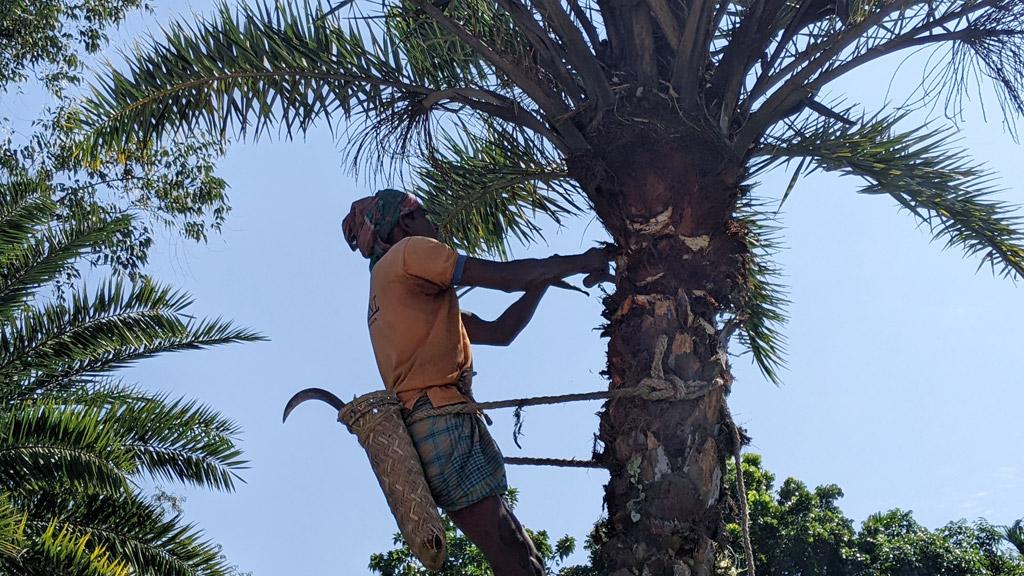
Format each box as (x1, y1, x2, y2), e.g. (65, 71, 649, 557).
(17, 519, 130, 576)
(0, 173, 134, 323)
(0, 155, 259, 574)
(1006, 519, 1024, 556)
(733, 196, 789, 385)
(416, 124, 584, 257)
(0, 401, 133, 496)
(0, 280, 263, 398)
(95, 393, 245, 492)
(11, 490, 230, 576)
(3, 386, 245, 494)
(74, 0, 571, 176)
(755, 113, 1024, 279)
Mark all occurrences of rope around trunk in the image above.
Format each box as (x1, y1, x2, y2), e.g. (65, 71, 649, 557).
(400, 377, 720, 471)
(404, 377, 719, 426)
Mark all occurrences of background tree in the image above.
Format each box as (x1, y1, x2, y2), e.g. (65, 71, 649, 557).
(2, 0, 233, 279)
(1007, 520, 1024, 557)
(0, 0, 145, 90)
(722, 454, 1024, 576)
(75, 1, 1024, 573)
(0, 165, 262, 574)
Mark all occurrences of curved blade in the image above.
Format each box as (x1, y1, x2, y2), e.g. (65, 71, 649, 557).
(282, 388, 346, 423)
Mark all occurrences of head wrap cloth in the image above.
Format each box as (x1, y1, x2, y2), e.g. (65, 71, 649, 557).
(343, 189, 424, 269)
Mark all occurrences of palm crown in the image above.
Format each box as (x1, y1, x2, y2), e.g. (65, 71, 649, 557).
(76, 0, 1024, 378)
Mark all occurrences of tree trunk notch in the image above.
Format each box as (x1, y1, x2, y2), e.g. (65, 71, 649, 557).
(579, 128, 747, 576)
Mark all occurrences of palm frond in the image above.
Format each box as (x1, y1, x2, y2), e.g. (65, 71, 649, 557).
(0, 172, 134, 322)
(74, 0, 564, 179)
(415, 124, 585, 257)
(0, 494, 27, 561)
(1005, 519, 1024, 556)
(0, 173, 55, 262)
(0, 402, 133, 496)
(755, 112, 1024, 279)
(733, 195, 789, 385)
(99, 393, 245, 492)
(15, 384, 245, 492)
(22, 520, 130, 576)
(12, 490, 230, 576)
(739, 1, 1024, 147)
(0, 280, 264, 398)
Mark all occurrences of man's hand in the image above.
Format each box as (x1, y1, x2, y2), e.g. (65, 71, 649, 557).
(580, 246, 614, 288)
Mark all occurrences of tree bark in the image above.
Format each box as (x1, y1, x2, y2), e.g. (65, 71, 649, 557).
(572, 112, 746, 576)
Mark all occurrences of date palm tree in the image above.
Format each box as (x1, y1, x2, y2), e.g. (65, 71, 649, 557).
(76, 1, 1024, 573)
(0, 167, 261, 575)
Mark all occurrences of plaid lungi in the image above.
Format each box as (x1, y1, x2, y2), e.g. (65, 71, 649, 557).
(405, 396, 508, 511)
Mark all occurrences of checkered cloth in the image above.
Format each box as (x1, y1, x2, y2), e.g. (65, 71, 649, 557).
(405, 397, 508, 511)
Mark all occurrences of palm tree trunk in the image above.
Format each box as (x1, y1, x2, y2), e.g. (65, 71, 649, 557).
(597, 292, 733, 576)
(574, 126, 745, 576)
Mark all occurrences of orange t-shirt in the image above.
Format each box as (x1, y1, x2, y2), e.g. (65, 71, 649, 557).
(367, 236, 472, 409)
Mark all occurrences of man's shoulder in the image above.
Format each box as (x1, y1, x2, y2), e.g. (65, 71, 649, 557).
(389, 236, 456, 264)
(373, 237, 452, 277)
(395, 236, 450, 250)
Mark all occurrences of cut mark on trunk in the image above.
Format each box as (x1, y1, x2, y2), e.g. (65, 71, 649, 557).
(626, 454, 645, 523)
(652, 445, 671, 481)
(705, 466, 722, 508)
(628, 206, 675, 236)
(636, 272, 666, 286)
(681, 234, 710, 251)
(696, 317, 716, 335)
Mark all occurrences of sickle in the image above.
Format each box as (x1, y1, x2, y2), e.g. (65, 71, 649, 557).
(282, 388, 347, 423)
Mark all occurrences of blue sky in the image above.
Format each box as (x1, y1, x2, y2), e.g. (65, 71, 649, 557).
(7, 3, 1024, 573)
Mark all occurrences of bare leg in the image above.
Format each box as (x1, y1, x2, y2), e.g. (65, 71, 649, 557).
(448, 495, 546, 576)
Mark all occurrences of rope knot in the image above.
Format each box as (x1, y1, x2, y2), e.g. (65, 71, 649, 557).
(637, 376, 722, 401)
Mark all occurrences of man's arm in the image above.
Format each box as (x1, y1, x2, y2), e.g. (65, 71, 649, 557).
(461, 285, 549, 346)
(458, 247, 611, 293)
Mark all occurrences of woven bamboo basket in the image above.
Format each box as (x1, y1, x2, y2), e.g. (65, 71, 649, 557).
(338, 391, 446, 571)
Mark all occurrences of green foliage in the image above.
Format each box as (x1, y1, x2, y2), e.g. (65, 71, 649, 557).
(1007, 520, 1024, 556)
(416, 125, 584, 258)
(755, 112, 1024, 279)
(368, 489, 580, 575)
(6, 114, 231, 279)
(720, 454, 1024, 576)
(0, 0, 148, 91)
(2, 0, 232, 280)
(856, 512, 1024, 576)
(723, 453, 859, 575)
(733, 198, 789, 385)
(0, 167, 262, 575)
(72, 0, 584, 260)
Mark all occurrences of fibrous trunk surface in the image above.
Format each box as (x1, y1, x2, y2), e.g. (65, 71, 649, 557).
(573, 108, 747, 576)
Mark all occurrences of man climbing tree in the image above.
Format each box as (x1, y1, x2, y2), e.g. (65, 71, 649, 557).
(77, 0, 1024, 573)
(341, 188, 611, 575)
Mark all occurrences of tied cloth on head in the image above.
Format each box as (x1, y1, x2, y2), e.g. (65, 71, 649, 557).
(343, 189, 423, 270)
